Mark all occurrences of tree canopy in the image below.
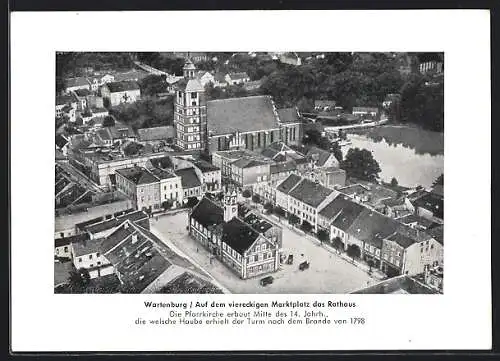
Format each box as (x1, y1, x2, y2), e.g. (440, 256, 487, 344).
(341, 147, 381, 182)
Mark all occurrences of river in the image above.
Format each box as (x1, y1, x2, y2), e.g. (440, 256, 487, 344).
(341, 125, 444, 188)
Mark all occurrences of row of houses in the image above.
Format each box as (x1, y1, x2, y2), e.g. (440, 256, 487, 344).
(54, 210, 222, 293)
(114, 156, 222, 212)
(267, 173, 444, 277)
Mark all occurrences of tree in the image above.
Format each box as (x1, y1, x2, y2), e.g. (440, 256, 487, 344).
(331, 237, 344, 252)
(346, 244, 361, 261)
(288, 213, 300, 227)
(300, 220, 313, 233)
(186, 197, 199, 208)
(68, 268, 90, 293)
(341, 147, 381, 181)
(102, 116, 115, 127)
(273, 206, 286, 219)
(242, 189, 252, 199)
(252, 194, 261, 204)
(367, 259, 375, 273)
(390, 177, 399, 187)
(317, 229, 329, 245)
(123, 142, 143, 156)
(161, 200, 173, 210)
(264, 202, 273, 213)
(433, 173, 443, 187)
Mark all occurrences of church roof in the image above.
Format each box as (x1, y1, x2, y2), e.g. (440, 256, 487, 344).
(207, 95, 279, 136)
(175, 78, 204, 92)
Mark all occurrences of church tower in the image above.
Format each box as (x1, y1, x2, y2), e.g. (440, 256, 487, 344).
(223, 186, 238, 222)
(174, 59, 207, 151)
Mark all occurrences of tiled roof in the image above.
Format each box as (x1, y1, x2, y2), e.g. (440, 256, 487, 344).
(221, 218, 259, 255)
(270, 160, 296, 174)
(411, 192, 443, 219)
(398, 214, 436, 229)
(193, 160, 220, 173)
(66, 77, 90, 88)
(55, 134, 69, 149)
(276, 174, 302, 194)
(105, 81, 140, 93)
(56, 94, 77, 106)
(288, 178, 334, 208)
(149, 168, 177, 180)
(137, 126, 175, 142)
(228, 72, 249, 80)
(386, 232, 416, 249)
(427, 225, 444, 245)
(306, 146, 335, 167)
(278, 107, 300, 123)
(352, 107, 379, 113)
(207, 95, 279, 136)
(74, 88, 92, 97)
(72, 237, 104, 257)
(190, 196, 224, 229)
(231, 158, 268, 169)
(319, 194, 363, 220)
(148, 156, 173, 170)
(116, 167, 159, 185)
(175, 78, 204, 92)
(55, 233, 90, 248)
(176, 167, 201, 189)
(345, 209, 400, 249)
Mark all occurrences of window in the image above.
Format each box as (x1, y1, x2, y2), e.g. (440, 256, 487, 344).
(256, 245, 260, 252)
(191, 92, 197, 99)
(262, 244, 267, 251)
(254, 255, 258, 262)
(64, 246, 68, 252)
(96, 252, 100, 257)
(97, 261, 101, 265)
(78, 258, 82, 263)
(89, 254, 93, 260)
(60, 232, 64, 238)
(90, 264, 94, 267)
(431, 244, 434, 250)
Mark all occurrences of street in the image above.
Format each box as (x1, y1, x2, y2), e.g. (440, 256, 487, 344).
(151, 211, 376, 294)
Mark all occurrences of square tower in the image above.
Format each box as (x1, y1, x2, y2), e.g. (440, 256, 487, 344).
(174, 59, 208, 151)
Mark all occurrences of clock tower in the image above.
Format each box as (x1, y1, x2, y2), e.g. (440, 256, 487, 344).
(223, 186, 238, 222)
(174, 59, 207, 151)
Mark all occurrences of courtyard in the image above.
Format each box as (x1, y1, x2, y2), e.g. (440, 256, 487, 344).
(150, 210, 376, 294)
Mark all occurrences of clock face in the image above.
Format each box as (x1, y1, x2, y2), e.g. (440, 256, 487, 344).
(232, 207, 236, 212)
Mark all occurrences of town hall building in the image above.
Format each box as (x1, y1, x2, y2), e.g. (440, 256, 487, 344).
(188, 187, 282, 279)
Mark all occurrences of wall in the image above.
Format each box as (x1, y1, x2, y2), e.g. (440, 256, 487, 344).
(403, 238, 443, 276)
(242, 164, 271, 187)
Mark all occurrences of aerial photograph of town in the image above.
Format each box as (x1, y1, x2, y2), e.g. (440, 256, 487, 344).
(54, 51, 444, 295)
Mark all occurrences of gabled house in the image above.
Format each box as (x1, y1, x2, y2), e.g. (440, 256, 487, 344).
(189, 189, 282, 279)
(306, 146, 340, 169)
(101, 81, 141, 107)
(225, 72, 250, 85)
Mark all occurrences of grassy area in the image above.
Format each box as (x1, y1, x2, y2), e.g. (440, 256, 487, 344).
(347, 124, 444, 156)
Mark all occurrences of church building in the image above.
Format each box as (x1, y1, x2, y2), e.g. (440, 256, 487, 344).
(174, 59, 303, 154)
(188, 188, 282, 279)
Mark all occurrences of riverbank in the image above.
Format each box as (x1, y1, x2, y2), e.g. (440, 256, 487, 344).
(346, 124, 444, 156)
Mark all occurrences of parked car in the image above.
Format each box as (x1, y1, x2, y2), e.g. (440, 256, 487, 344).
(299, 261, 310, 271)
(260, 276, 274, 286)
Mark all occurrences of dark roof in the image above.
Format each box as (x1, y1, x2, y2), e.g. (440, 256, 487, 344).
(137, 126, 175, 142)
(116, 167, 159, 185)
(207, 95, 279, 135)
(315, 100, 336, 107)
(386, 232, 416, 249)
(242, 213, 273, 234)
(288, 178, 334, 208)
(231, 158, 268, 169)
(431, 184, 444, 197)
(74, 89, 91, 97)
(270, 161, 297, 174)
(193, 160, 220, 173)
(66, 77, 90, 88)
(149, 168, 177, 180)
(319, 195, 364, 220)
(176, 168, 201, 189)
(56, 94, 77, 106)
(190, 196, 224, 229)
(72, 237, 104, 257)
(277, 107, 300, 123)
(105, 81, 140, 93)
(55, 233, 90, 248)
(221, 218, 260, 255)
(55, 134, 69, 149)
(82, 210, 148, 235)
(398, 214, 436, 229)
(427, 225, 444, 245)
(148, 156, 173, 170)
(345, 209, 401, 249)
(276, 174, 302, 194)
(306, 146, 335, 167)
(329, 200, 367, 233)
(411, 192, 443, 219)
(227, 72, 249, 80)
